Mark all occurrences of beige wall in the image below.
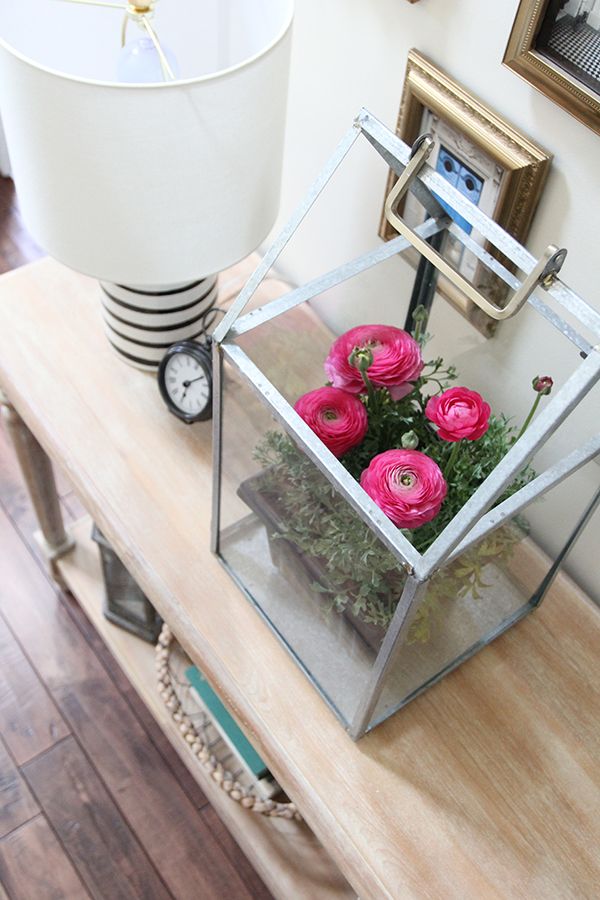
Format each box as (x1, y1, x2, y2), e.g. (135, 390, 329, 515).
(271, 0, 600, 601)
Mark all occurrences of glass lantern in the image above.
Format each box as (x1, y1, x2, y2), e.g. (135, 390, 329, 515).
(92, 524, 162, 643)
(211, 110, 600, 739)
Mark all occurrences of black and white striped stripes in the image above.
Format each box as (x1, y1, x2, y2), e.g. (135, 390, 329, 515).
(100, 276, 218, 370)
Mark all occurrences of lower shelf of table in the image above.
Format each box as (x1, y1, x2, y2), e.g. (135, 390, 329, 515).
(56, 516, 354, 900)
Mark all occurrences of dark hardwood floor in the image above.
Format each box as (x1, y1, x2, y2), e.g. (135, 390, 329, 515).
(0, 177, 273, 900)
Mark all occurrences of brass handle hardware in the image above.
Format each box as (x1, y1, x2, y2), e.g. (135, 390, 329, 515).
(384, 133, 567, 321)
(384, 134, 434, 221)
(540, 247, 568, 288)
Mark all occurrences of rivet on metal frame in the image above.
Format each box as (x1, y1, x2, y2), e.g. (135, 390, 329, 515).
(540, 247, 568, 288)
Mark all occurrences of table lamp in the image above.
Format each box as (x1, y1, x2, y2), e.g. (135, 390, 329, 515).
(0, 0, 294, 369)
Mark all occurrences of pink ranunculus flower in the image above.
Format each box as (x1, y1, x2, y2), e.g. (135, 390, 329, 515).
(324, 324, 423, 401)
(360, 450, 447, 530)
(425, 386, 491, 442)
(294, 386, 368, 458)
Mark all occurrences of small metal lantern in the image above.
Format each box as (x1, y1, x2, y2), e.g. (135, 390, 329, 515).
(92, 523, 162, 643)
(211, 110, 600, 740)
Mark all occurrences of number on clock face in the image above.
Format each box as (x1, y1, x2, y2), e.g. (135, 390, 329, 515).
(164, 352, 210, 416)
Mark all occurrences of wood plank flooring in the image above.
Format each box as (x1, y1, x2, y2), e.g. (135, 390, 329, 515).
(0, 177, 273, 899)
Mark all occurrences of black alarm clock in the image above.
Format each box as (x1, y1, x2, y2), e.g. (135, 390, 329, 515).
(158, 339, 213, 423)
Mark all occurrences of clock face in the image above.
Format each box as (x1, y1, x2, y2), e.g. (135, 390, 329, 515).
(163, 351, 210, 418)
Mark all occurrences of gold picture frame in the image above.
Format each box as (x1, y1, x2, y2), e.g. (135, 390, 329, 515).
(504, 0, 600, 136)
(379, 50, 552, 337)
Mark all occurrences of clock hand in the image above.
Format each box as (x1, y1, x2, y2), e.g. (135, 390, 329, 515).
(179, 374, 206, 405)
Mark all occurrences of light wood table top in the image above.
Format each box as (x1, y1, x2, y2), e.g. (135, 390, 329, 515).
(0, 257, 599, 900)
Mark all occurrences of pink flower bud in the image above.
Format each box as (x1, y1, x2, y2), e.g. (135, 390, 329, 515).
(532, 375, 553, 395)
(294, 387, 368, 457)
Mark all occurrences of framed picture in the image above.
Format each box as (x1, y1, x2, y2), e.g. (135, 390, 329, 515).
(379, 50, 552, 336)
(504, 0, 600, 136)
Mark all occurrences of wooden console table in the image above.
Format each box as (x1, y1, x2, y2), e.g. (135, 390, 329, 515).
(0, 257, 599, 900)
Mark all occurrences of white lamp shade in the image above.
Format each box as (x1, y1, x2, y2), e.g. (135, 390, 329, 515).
(0, 1, 293, 286)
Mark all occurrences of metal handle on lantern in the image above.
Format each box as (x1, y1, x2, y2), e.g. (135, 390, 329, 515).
(384, 135, 567, 321)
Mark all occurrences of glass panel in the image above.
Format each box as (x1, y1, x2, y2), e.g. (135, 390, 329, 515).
(219, 243, 600, 734)
(218, 351, 598, 735)
(217, 357, 409, 727)
(367, 472, 596, 732)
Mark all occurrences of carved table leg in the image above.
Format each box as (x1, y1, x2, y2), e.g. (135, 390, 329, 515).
(0, 391, 75, 583)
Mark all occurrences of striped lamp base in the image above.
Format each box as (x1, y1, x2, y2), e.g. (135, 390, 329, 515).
(100, 276, 218, 370)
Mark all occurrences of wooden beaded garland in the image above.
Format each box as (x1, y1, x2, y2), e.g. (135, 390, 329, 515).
(155, 623, 301, 821)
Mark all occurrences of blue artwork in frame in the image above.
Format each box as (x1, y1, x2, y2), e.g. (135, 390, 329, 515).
(434, 146, 484, 236)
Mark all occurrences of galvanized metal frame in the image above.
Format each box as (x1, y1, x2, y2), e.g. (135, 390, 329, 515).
(228, 217, 448, 339)
(213, 123, 362, 345)
(446, 433, 600, 564)
(221, 343, 421, 572)
(349, 576, 427, 739)
(358, 110, 600, 339)
(349, 432, 600, 738)
(528, 484, 600, 607)
(210, 339, 224, 555)
(416, 348, 600, 580)
(212, 108, 600, 738)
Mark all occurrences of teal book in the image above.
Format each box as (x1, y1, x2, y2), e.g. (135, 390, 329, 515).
(185, 666, 268, 780)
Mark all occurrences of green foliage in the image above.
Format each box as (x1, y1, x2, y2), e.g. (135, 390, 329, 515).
(251, 329, 537, 644)
(255, 431, 406, 628)
(340, 356, 457, 484)
(394, 412, 534, 555)
(254, 429, 528, 643)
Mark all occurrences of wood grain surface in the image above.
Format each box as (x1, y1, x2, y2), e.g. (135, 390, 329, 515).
(0, 815, 89, 900)
(0, 179, 275, 900)
(0, 503, 272, 900)
(0, 738, 38, 839)
(0, 257, 598, 899)
(23, 737, 172, 900)
(57, 517, 354, 900)
(0, 616, 69, 766)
